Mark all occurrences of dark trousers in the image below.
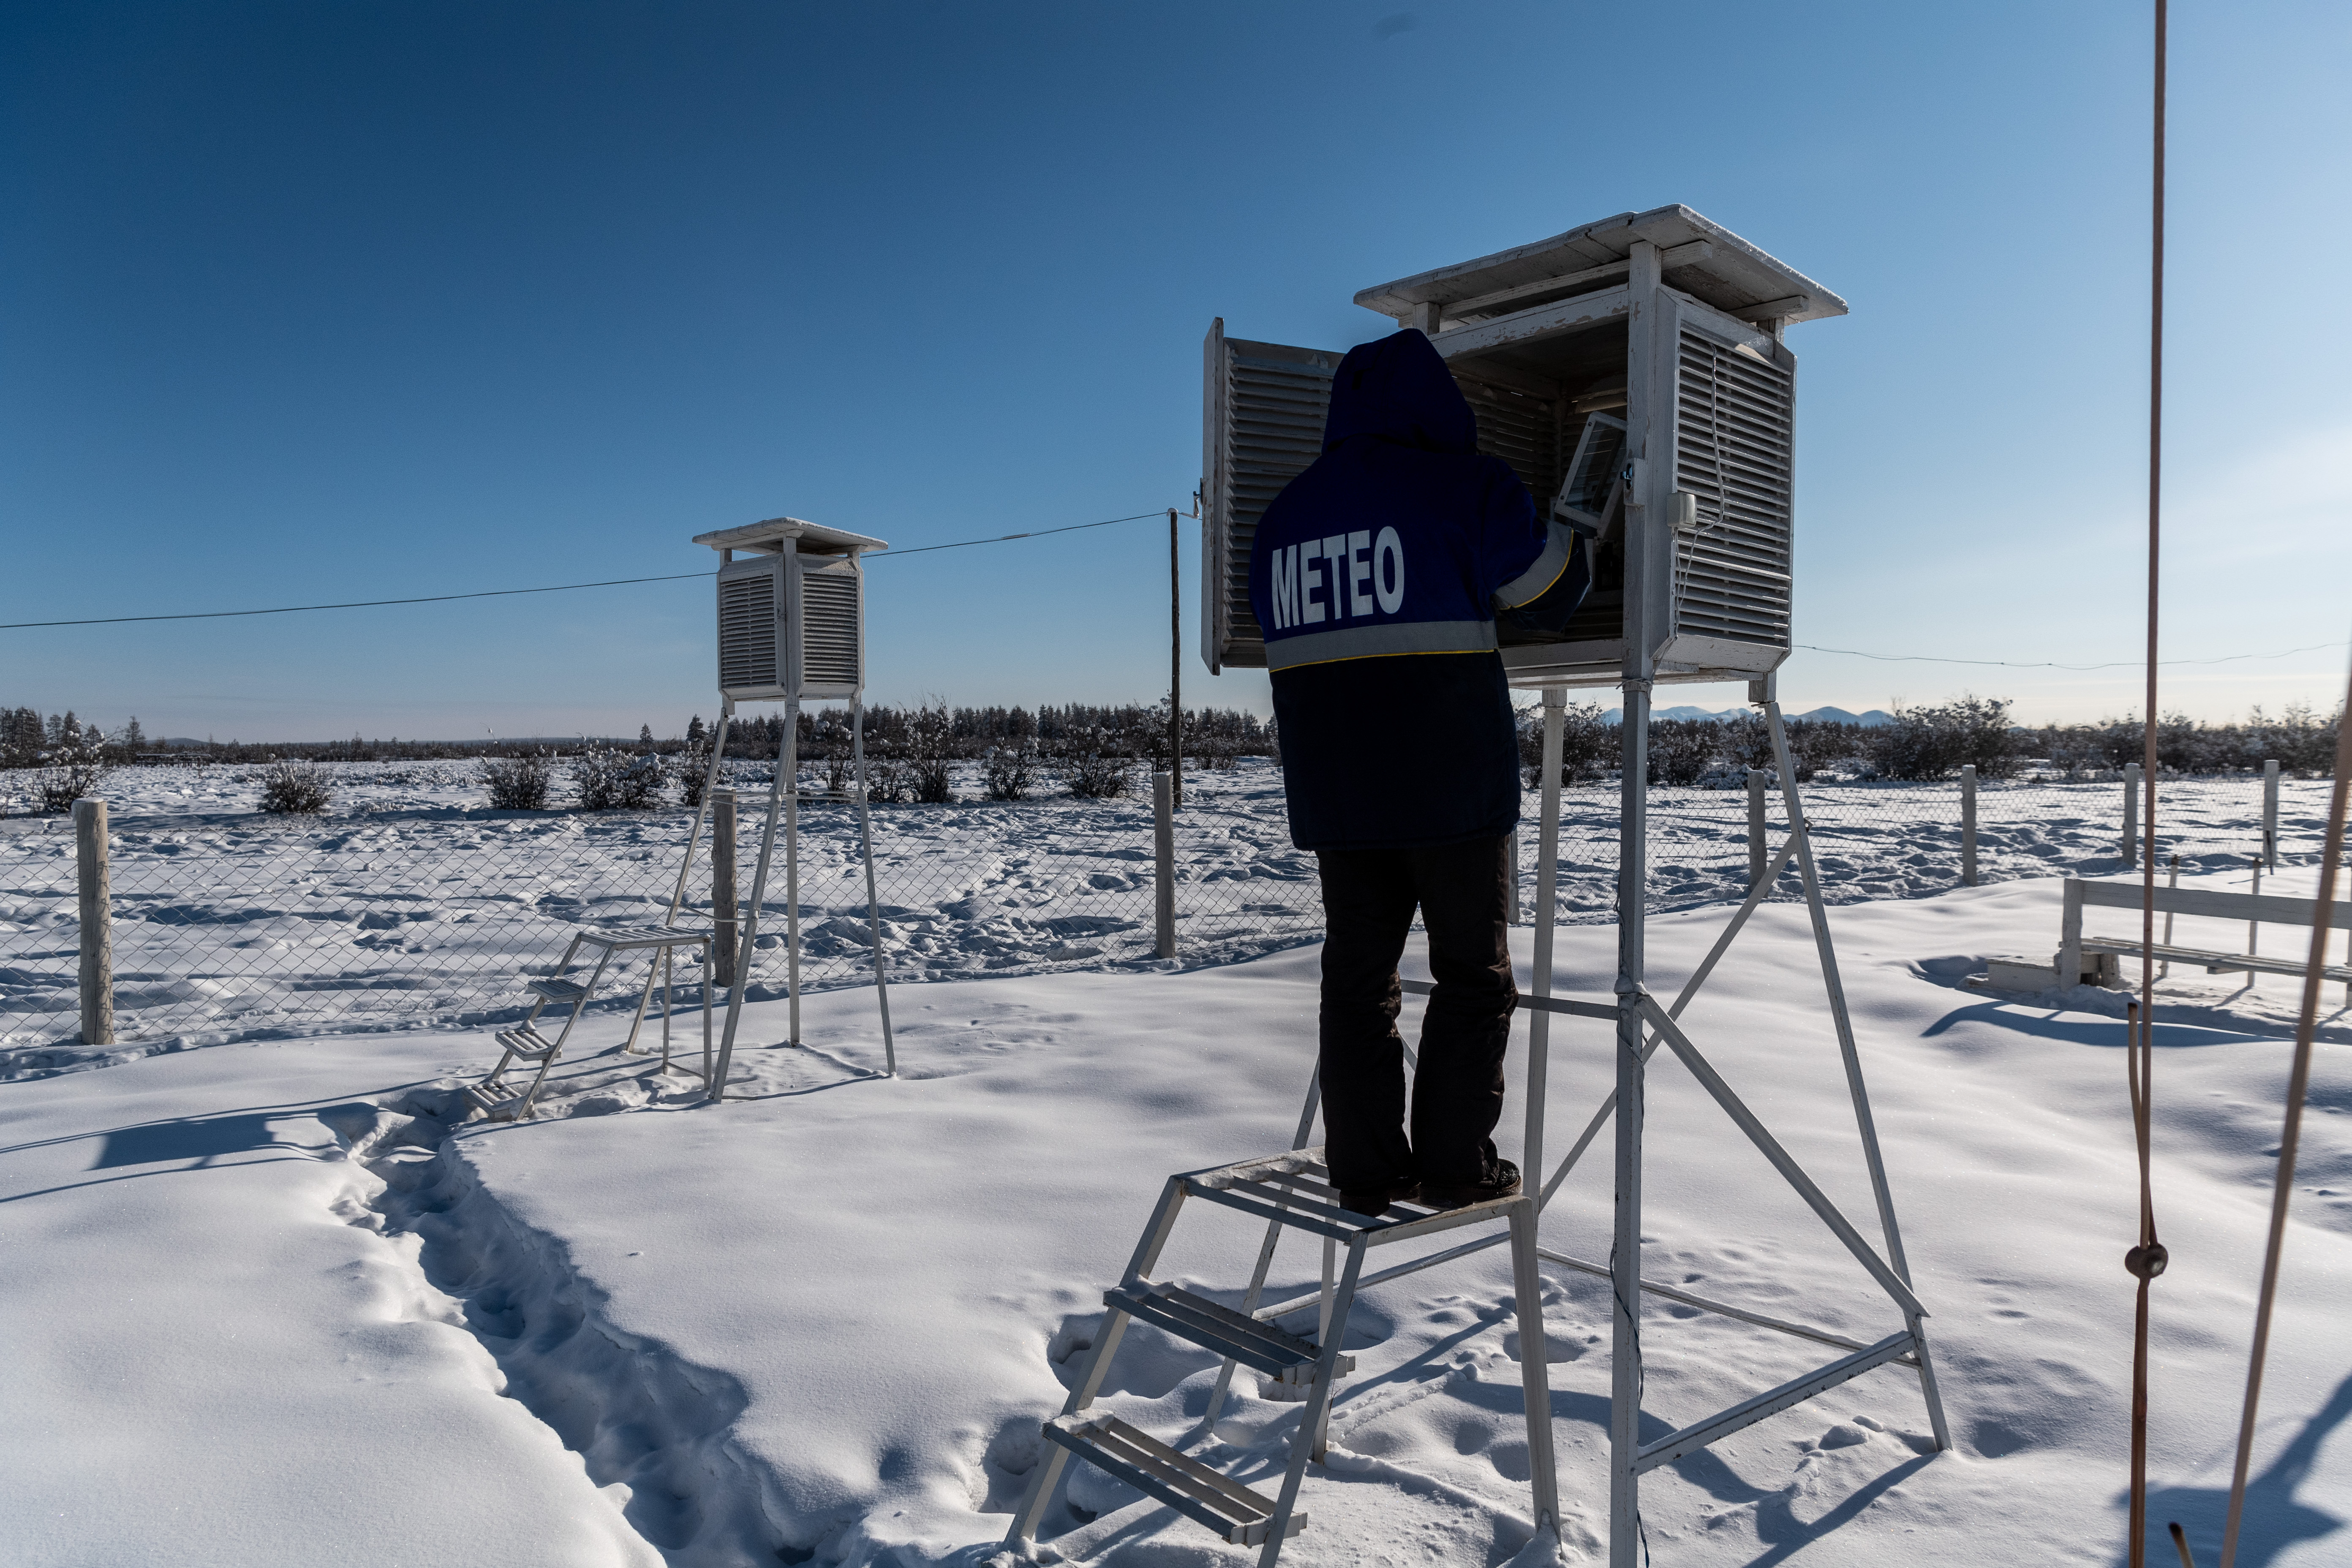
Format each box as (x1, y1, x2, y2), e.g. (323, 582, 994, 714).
(1315, 834, 1516, 1190)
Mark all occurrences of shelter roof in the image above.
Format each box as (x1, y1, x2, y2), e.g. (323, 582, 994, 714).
(692, 517, 890, 555)
(1353, 204, 1847, 327)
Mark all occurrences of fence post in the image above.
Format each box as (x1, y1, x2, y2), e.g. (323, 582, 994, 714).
(711, 787, 738, 988)
(1747, 768, 1768, 892)
(1511, 821, 1524, 926)
(1153, 771, 1176, 960)
(2262, 757, 2280, 868)
(1960, 764, 1978, 887)
(2122, 763, 2141, 867)
(74, 797, 113, 1047)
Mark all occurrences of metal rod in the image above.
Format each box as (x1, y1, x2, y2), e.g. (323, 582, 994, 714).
(1526, 687, 1565, 1197)
(663, 705, 732, 927)
(1639, 996, 1927, 1320)
(1511, 1197, 1561, 1535)
(1203, 1073, 1321, 1428)
(784, 702, 802, 1046)
(2218, 651, 2352, 1568)
(850, 694, 897, 1075)
(712, 708, 793, 1100)
(1766, 698, 1916, 1288)
(1169, 507, 1183, 810)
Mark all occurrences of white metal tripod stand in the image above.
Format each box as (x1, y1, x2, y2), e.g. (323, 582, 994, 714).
(663, 695, 897, 1099)
(1019, 672, 1949, 1565)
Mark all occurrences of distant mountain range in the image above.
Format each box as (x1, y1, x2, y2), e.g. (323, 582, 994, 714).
(1592, 705, 1895, 727)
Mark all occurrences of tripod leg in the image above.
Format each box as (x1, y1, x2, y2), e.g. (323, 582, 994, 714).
(1511, 1195, 1560, 1535)
(713, 711, 793, 1100)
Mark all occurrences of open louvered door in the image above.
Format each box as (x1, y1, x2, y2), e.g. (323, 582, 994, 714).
(1200, 321, 1342, 672)
(1661, 296, 1797, 675)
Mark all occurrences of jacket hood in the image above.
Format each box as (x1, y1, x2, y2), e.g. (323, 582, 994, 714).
(1321, 328, 1478, 455)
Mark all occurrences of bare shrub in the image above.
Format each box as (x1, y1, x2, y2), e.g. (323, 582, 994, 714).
(1054, 729, 1136, 799)
(983, 739, 1041, 800)
(480, 751, 554, 811)
(259, 759, 333, 814)
(573, 746, 664, 810)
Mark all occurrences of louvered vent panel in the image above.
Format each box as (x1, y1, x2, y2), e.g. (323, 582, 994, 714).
(718, 572, 779, 691)
(1220, 351, 1337, 665)
(800, 570, 861, 689)
(1673, 331, 1794, 647)
(1456, 374, 1560, 501)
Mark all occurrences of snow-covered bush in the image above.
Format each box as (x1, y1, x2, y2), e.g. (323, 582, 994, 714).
(258, 759, 333, 814)
(1054, 730, 1135, 799)
(983, 739, 1040, 800)
(863, 757, 911, 803)
(904, 700, 958, 804)
(33, 730, 109, 813)
(480, 751, 554, 811)
(1874, 696, 2015, 781)
(572, 746, 664, 811)
(676, 740, 714, 808)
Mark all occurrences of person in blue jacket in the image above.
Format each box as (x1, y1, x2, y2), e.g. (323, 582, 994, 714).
(1250, 327, 1592, 1217)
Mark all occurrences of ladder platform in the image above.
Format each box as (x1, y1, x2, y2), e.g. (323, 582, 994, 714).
(577, 925, 715, 952)
(1042, 1413, 1304, 1546)
(493, 1026, 558, 1059)
(1105, 1281, 1353, 1385)
(1181, 1146, 1523, 1244)
(524, 978, 592, 1004)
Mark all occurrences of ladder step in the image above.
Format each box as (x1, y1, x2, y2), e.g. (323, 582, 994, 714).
(494, 1027, 559, 1059)
(460, 1083, 527, 1121)
(1106, 1282, 1353, 1385)
(577, 925, 714, 951)
(525, 978, 592, 1004)
(1044, 1413, 1304, 1546)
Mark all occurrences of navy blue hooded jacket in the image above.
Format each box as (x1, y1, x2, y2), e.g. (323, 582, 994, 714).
(1250, 329, 1591, 851)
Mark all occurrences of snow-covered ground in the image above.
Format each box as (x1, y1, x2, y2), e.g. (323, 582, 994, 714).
(5, 871, 2348, 1566)
(1, 759, 2327, 1081)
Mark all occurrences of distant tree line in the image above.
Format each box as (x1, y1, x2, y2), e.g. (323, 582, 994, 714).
(1521, 695, 2343, 787)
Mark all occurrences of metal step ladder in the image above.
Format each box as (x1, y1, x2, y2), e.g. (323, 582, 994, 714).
(465, 924, 714, 1120)
(1005, 1144, 1557, 1566)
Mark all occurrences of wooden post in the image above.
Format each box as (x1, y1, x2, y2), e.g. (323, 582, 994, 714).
(1152, 772, 1176, 959)
(1960, 764, 1979, 887)
(711, 787, 738, 989)
(1747, 768, 1769, 892)
(2263, 757, 2280, 868)
(2123, 763, 2142, 867)
(1168, 508, 1183, 809)
(74, 797, 113, 1047)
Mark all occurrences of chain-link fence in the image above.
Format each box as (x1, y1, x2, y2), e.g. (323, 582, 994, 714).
(1, 761, 2334, 1077)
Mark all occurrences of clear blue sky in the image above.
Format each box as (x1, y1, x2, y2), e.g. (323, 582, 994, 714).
(4, 0, 2345, 742)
